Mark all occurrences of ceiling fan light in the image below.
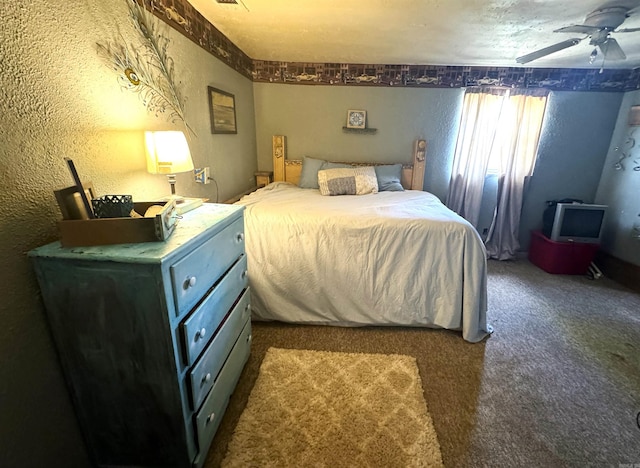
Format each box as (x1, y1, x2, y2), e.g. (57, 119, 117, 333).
(589, 48, 598, 63)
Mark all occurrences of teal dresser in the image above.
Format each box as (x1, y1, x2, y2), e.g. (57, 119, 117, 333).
(29, 203, 251, 468)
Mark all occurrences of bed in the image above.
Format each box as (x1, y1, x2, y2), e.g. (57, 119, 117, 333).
(235, 137, 491, 342)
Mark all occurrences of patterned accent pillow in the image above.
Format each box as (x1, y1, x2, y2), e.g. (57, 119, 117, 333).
(317, 167, 379, 196)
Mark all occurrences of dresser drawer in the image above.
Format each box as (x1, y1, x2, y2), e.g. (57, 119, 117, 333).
(181, 256, 248, 366)
(195, 318, 252, 454)
(170, 216, 244, 317)
(189, 288, 251, 410)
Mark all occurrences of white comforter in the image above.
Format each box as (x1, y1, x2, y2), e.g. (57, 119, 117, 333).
(236, 182, 491, 342)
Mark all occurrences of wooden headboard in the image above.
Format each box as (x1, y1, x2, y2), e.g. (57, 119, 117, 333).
(271, 136, 426, 190)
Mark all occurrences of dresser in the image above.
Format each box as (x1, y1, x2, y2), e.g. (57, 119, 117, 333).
(29, 203, 251, 468)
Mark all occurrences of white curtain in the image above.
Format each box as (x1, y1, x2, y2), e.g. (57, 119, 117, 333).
(446, 90, 504, 227)
(485, 92, 547, 259)
(446, 88, 548, 260)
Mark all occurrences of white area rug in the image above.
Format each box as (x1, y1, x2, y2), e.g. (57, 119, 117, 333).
(222, 347, 443, 467)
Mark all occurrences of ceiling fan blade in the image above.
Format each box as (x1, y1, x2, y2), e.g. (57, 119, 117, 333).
(599, 37, 626, 60)
(616, 27, 640, 32)
(516, 38, 582, 64)
(554, 24, 600, 34)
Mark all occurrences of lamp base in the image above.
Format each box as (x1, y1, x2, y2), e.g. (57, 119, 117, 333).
(161, 195, 204, 215)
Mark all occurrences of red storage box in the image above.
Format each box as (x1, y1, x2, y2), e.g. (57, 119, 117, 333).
(528, 230, 599, 275)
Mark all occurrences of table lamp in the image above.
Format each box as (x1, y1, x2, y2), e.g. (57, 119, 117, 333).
(145, 130, 203, 214)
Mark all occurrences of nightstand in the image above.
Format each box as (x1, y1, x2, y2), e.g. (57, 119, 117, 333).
(29, 204, 251, 468)
(254, 171, 273, 188)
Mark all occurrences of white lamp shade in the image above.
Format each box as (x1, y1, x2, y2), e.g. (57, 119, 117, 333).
(145, 131, 194, 175)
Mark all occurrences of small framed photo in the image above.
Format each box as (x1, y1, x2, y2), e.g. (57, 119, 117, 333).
(54, 182, 96, 220)
(208, 86, 237, 134)
(346, 109, 367, 129)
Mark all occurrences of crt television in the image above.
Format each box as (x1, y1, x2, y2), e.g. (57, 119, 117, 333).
(548, 203, 607, 244)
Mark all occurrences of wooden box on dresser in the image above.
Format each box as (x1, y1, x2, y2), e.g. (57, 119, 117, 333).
(29, 203, 251, 468)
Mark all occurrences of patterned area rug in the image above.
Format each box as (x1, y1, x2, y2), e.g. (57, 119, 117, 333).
(222, 348, 443, 467)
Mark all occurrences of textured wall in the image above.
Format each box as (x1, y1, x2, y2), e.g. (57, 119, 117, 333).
(595, 89, 640, 267)
(519, 91, 622, 250)
(0, 1, 256, 466)
(253, 84, 464, 202)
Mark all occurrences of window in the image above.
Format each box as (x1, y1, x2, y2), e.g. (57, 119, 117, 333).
(447, 88, 548, 259)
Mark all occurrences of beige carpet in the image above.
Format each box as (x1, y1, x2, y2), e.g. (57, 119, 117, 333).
(221, 347, 443, 467)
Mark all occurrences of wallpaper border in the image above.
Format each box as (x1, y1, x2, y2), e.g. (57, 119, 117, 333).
(145, 0, 640, 93)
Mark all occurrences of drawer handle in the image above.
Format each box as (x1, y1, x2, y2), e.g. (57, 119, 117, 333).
(246, 333, 252, 344)
(245, 303, 251, 313)
(241, 270, 248, 280)
(195, 327, 206, 341)
(236, 233, 244, 242)
(201, 373, 211, 385)
(206, 412, 215, 425)
(184, 276, 197, 290)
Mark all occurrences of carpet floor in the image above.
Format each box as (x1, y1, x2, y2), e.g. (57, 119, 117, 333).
(205, 258, 640, 468)
(221, 348, 442, 467)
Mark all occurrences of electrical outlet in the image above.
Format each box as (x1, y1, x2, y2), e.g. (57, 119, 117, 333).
(194, 167, 210, 184)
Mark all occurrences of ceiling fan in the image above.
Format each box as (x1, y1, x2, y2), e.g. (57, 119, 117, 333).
(516, 4, 640, 65)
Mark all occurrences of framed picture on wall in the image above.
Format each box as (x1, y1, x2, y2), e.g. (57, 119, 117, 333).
(346, 109, 367, 129)
(208, 86, 237, 134)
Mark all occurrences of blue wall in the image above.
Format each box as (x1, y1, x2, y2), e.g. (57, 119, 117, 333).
(596, 89, 640, 267)
(253, 84, 464, 202)
(519, 91, 622, 249)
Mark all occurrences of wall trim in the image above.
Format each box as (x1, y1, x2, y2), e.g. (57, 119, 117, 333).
(143, 0, 640, 92)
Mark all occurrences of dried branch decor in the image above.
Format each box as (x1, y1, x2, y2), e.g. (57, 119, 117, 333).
(97, 1, 194, 135)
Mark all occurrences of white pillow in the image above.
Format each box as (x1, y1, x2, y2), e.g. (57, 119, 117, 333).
(317, 167, 379, 196)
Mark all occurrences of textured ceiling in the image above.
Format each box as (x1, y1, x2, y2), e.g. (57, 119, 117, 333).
(186, 0, 640, 69)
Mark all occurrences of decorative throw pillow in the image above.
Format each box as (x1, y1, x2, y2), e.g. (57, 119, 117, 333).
(317, 167, 379, 196)
(298, 156, 327, 189)
(374, 164, 405, 191)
